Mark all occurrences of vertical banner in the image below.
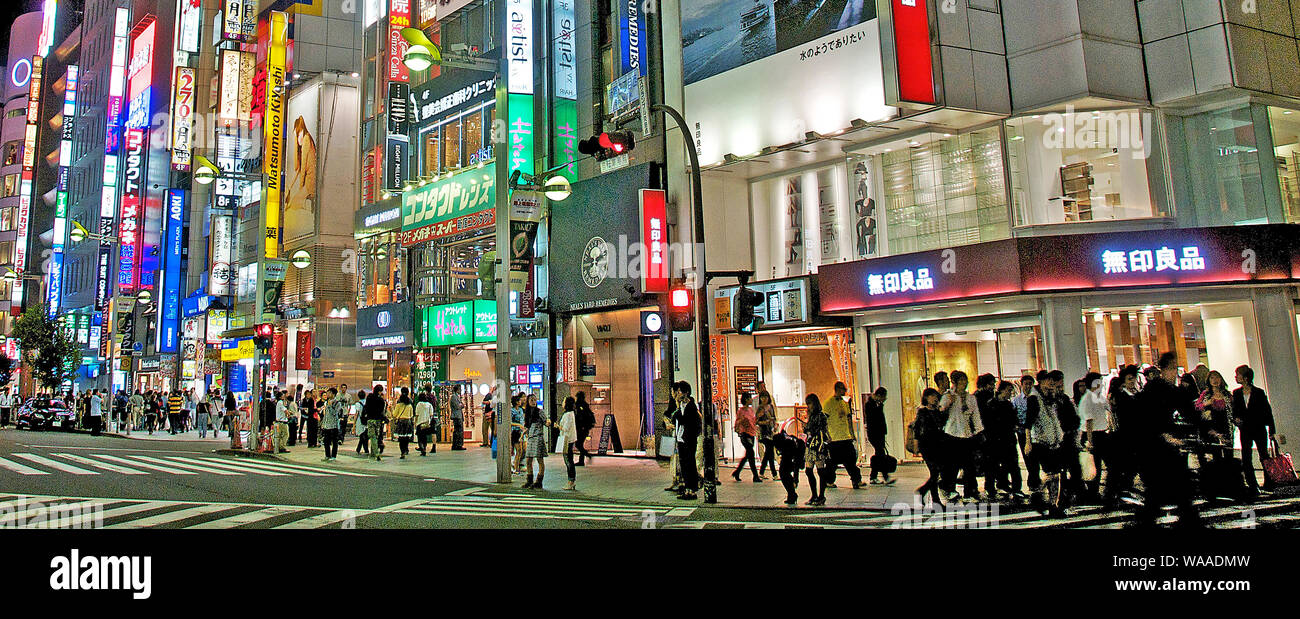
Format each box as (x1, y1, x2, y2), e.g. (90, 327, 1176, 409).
(263, 11, 289, 259)
(47, 64, 78, 318)
(295, 331, 313, 370)
(177, 0, 202, 53)
(12, 55, 42, 313)
(170, 66, 195, 170)
(551, 0, 577, 181)
(709, 334, 729, 410)
(507, 0, 534, 176)
(222, 0, 244, 41)
(122, 16, 157, 292)
(97, 7, 131, 311)
(385, 136, 409, 191)
(639, 189, 668, 293)
(387, 0, 411, 83)
(159, 190, 185, 353)
(615, 0, 646, 77)
(888, 0, 937, 105)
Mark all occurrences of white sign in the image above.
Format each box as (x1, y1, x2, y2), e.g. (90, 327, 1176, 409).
(218, 49, 242, 121)
(209, 214, 234, 296)
(177, 0, 202, 53)
(206, 310, 229, 343)
(683, 21, 894, 166)
(506, 0, 533, 95)
(170, 66, 195, 170)
(552, 0, 576, 100)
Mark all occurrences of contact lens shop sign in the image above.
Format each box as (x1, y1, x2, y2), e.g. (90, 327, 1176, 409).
(400, 167, 496, 246)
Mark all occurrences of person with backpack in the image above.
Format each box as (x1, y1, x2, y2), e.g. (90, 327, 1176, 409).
(195, 391, 212, 439)
(573, 391, 597, 465)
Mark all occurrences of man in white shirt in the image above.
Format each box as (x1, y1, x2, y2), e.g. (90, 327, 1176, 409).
(939, 371, 984, 501)
(0, 388, 14, 428)
(87, 389, 104, 436)
(1078, 373, 1111, 500)
(273, 391, 291, 453)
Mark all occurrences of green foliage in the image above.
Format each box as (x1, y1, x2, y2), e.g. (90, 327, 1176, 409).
(10, 305, 83, 392)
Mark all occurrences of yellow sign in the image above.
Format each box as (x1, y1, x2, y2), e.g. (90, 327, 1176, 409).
(220, 338, 255, 362)
(463, 369, 482, 378)
(714, 297, 732, 331)
(263, 11, 289, 259)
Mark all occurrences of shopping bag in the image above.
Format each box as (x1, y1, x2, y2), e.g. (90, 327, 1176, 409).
(490, 435, 497, 459)
(658, 436, 676, 457)
(1262, 438, 1298, 486)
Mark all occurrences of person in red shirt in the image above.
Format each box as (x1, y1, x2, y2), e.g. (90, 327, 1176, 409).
(731, 392, 762, 483)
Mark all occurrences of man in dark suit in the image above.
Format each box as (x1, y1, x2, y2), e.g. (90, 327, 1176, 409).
(671, 381, 702, 501)
(1232, 365, 1277, 493)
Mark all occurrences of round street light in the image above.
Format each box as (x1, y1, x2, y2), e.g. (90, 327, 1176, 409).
(403, 45, 433, 72)
(69, 225, 86, 243)
(543, 175, 572, 201)
(193, 166, 217, 185)
(290, 249, 311, 269)
(2, 269, 16, 282)
(136, 289, 152, 305)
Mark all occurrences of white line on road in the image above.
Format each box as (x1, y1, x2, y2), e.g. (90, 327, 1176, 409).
(91, 454, 197, 475)
(0, 500, 105, 525)
(185, 506, 303, 529)
(202, 457, 376, 477)
(157, 457, 281, 476)
(0, 455, 51, 475)
(446, 486, 486, 496)
(273, 510, 359, 529)
(44, 501, 168, 529)
(52, 453, 148, 475)
(12, 453, 99, 475)
(104, 504, 240, 529)
(21, 445, 209, 454)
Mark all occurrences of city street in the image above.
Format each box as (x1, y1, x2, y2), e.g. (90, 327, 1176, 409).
(4, 428, 1298, 530)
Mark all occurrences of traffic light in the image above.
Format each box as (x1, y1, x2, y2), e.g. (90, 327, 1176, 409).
(254, 323, 274, 350)
(668, 286, 694, 332)
(578, 131, 635, 160)
(734, 287, 765, 335)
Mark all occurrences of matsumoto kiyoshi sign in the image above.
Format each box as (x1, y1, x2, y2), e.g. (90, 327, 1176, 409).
(399, 167, 495, 246)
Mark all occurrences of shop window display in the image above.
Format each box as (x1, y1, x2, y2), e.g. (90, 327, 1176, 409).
(751, 162, 853, 278)
(1269, 106, 1300, 224)
(1080, 302, 1259, 380)
(1008, 109, 1162, 226)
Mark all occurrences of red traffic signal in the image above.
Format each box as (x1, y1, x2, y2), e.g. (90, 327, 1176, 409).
(254, 323, 274, 350)
(668, 286, 694, 332)
(579, 131, 635, 160)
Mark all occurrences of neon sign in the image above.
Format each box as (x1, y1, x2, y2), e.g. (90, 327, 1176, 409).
(867, 267, 935, 296)
(1102, 246, 1206, 275)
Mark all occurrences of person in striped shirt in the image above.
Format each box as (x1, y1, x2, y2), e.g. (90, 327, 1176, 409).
(168, 391, 185, 435)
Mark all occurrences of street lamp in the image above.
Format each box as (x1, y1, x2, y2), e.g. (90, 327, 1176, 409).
(290, 249, 311, 269)
(0, 267, 41, 282)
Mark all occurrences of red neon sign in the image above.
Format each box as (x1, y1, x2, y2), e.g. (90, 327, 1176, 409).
(639, 188, 668, 293)
(892, 0, 935, 105)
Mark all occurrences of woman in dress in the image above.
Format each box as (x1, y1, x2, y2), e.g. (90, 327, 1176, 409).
(390, 387, 415, 459)
(522, 394, 558, 489)
(802, 393, 831, 506)
(731, 392, 761, 483)
(1195, 370, 1234, 462)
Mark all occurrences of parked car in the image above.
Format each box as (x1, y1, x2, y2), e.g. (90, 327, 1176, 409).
(15, 398, 76, 431)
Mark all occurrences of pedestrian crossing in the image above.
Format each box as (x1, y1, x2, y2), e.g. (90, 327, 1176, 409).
(0, 493, 367, 529)
(392, 489, 693, 522)
(0, 452, 376, 479)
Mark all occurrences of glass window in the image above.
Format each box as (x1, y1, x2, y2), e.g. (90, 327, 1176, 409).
(2, 141, 18, 166)
(848, 126, 1009, 257)
(464, 111, 484, 163)
(441, 118, 462, 172)
(1, 174, 18, 198)
(750, 162, 852, 278)
(1167, 103, 1280, 226)
(1269, 106, 1300, 223)
(1008, 109, 1161, 226)
(423, 126, 440, 176)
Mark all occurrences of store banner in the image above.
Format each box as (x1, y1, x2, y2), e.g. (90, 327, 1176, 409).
(385, 136, 409, 192)
(387, 82, 409, 135)
(614, 0, 645, 78)
(714, 276, 813, 333)
(295, 331, 313, 370)
(387, 0, 411, 83)
(177, 0, 202, 53)
(506, 0, 533, 94)
(159, 190, 185, 353)
(638, 189, 668, 293)
(263, 11, 289, 259)
(170, 66, 195, 170)
(208, 214, 235, 296)
(508, 220, 538, 292)
(709, 334, 729, 407)
(400, 166, 495, 246)
(826, 329, 852, 387)
(269, 332, 287, 373)
(885, 0, 937, 105)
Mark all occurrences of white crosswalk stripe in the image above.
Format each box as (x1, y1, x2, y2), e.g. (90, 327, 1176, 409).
(12, 453, 100, 475)
(1, 494, 390, 529)
(52, 453, 148, 475)
(394, 494, 678, 522)
(0, 451, 365, 478)
(103, 504, 242, 528)
(185, 506, 301, 529)
(0, 455, 50, 475)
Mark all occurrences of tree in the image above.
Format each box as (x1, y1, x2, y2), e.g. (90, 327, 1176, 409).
(0, 352, 13, 389)
(10, 305, 83, 393)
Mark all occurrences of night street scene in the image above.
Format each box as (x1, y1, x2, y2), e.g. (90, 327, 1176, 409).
(0, 0, 1298, 606)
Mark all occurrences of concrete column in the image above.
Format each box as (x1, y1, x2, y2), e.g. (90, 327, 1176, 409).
(1039, 296, 1089, 383)
(1251, 288, 1300, 447)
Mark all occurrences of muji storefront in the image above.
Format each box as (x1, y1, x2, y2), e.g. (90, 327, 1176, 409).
(817, 225, 1300, 461)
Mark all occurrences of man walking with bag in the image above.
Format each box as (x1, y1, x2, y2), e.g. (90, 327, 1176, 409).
(864, 387, 894, 485)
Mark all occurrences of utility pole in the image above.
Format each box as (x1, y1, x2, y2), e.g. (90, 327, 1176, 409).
(492, 0, 513, 484)
(652, 103, 716, 503)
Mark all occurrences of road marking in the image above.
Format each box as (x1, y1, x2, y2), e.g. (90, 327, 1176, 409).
(51, 453, 148, 475)
(0, 455, 51, 475)
(103, 504, 239, 529)
(186, 506, 303, 529)
(446, 486, 486, 496)
(91, 454, 198, 475)
(666, 507, 696, 517)
(21, 445, 209, 454)
(44, 501, 168, 529)
(203, 457, 375, 477)
(0, 499, 105, 525)
(192, 458, 329, 477)
(393, 507, 610, 521)
(12, 453, 99, 475)
(159, 457, 283, 476)
(273, 510, 359, 529)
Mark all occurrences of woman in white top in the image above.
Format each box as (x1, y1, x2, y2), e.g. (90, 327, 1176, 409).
(1077, 372, 1111, 498)
(938, 371, 983, 502)
(559, 396, 579, 490)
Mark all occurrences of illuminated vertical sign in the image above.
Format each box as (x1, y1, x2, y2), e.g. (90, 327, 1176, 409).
(177, 0, 202, 53)
(218, 49, 242, 120)
(263, 11, 288, 259)
(387, 0, 411, 83)
(97, 7, 130, 311)
(47, 64, 78, 318)
(223, 0, 245, 41)
(551, 0, 577, 181)
(12, 55, 43, 313)
(615, 0, 645, 77)
(38, 0, 58, 57)
(159, 190, 184, 352)
(209, 214, 235, 296)
(119, 16, 157, 292)
(639, 189, 668, 293)
(888, 0, 937, 105)
(507, 0, 534, 176)
(170, 66, 195, 170)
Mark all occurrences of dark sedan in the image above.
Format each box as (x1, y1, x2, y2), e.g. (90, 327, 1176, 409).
(15, 398, 76, 431)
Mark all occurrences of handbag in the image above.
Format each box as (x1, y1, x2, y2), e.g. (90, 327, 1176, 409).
(904, 422, 920, 456)
(1261, 437, 1298, 486)
(869, 444, 897, 474)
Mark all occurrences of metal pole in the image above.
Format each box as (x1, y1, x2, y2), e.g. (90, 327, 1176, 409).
(651, 103, 716, 503)
(493, 0, 513, 484)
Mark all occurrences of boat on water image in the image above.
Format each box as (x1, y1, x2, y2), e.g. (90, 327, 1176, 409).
(741, 1, 770, 32)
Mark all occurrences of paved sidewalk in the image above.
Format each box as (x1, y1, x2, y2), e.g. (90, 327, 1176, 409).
(223, 432, 927, 510)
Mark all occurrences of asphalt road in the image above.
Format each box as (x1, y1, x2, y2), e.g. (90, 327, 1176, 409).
(3, 428, 1298, 530)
